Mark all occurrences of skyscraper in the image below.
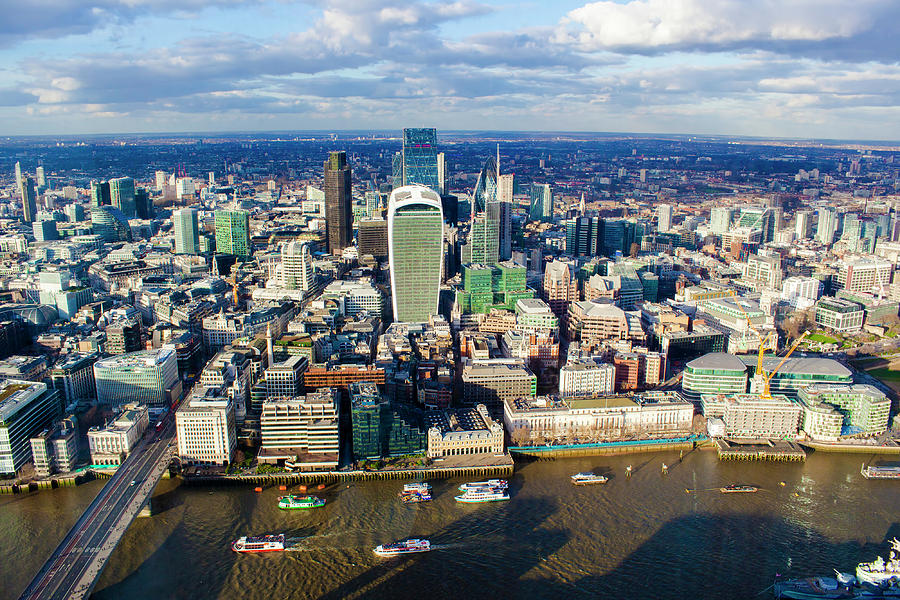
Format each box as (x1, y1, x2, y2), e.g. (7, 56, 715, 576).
(323, 151, 352, 255)
(657, 204, 673, 232)
(280, 241, 314, 291)
(388, 185, 444, 323)
(401, 128, 440, 190)
(91, 206, 132, 242)
(135, 187, 153, 219)
(20, 176, 37, 224)
(463, 156, 501, 266)
(816, 207, 839, 245)
(214, 209, 251, 256)
(35, 166, 46, 190)
(90, 180, 110, 208)
(498, 173, 514, 260)
(529, 183, 552, 221)
(173, 208, 200, 255)
(436, 152, 448, 195)
(795, 210, 812, 240)
(109, 177, 136, 218)
(709, 207, 735, 234)
(14, 162, 22, 194)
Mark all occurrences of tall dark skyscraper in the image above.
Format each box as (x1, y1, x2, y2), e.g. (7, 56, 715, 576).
(324, 151, 352, 255)
(401, 128, 440, 190)
(90, 180, 110, 208)
(20, 176, 37, 224)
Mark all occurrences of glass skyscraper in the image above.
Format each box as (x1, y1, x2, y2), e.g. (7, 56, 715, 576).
(214, 209, 251, 256)
(109, 177, 136, 219)
(400, 128, 440, 191)
(464, 156, 501, 266)
(388, 185, 444, 323)
(529, 183, 552, 221)
(174, 208, 200, 255)
(91, 205, 132, 242)
(90, 180, 110, 208)
(20, 176, 37, 224)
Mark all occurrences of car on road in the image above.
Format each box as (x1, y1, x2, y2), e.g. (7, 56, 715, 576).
(130, 480, 137, 486)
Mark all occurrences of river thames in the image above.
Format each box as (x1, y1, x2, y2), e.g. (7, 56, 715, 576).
(4, 450, 899, 600)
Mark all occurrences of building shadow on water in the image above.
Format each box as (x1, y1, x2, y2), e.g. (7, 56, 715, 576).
(317, 496, 567, 600)
(526, 515, 900, 600)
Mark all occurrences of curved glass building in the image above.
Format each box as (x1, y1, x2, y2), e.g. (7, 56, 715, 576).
(388, 185, 444, 323)
(465, 156, 501, 266)
(93, 348, 179, 408)
(91, 206, 132, 242)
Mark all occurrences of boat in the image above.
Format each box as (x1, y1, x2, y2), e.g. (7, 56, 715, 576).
(399, 490, 432, 503)
(720, 484, 758, 493)
(403, 483, 432, 493)
(571, 472, 608, 485)
(773, 540, 900, 598)
(458, 479, 508, 491)
(231, 534, 286, 553)
(373, 538, 431, 557)
(455, 487, 509, 503)
(861, 464, 900, 479)
(856, 539, 900, 585)
(277, 494, 325, 509)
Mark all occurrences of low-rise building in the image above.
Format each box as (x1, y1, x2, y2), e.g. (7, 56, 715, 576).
(701, 393, 801, 439)
(49, 352, 99, 406)
(425, 404, 504, 458)
(93, 347, 180, 408)
(798, 384, 891, 440)
(350, 382, 426, 460)
(559, 360, 616, 397)
(815, 297, 864, 333)
(29, 416, 78, 477)
(681, 353, 749, 404)
(88, 403, 149, 465)
(461, 363, 537, 419)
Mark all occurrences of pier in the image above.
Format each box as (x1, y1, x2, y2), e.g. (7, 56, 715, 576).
(715, 439, 806, 462)
(508, 435, 705, 460)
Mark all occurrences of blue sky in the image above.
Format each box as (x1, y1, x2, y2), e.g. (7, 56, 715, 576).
(2, 0, 900, 139)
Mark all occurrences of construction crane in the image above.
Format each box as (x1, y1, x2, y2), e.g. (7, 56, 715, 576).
(756, 331, 809, 400)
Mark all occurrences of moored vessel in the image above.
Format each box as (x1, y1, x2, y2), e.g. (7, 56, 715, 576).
(403, 483, 432, 493)
(458, 479, 507, 491)
(399, 489, 432, 503)
(455, 487, 509, 503)
(277, 494, 325, 510)
(861, 464, 900, 480)
(373, 538, 431, 556)
(571, 472, 608, 485)
(856, 539, 900, 585)
(773, 540, 900, 598)
(720, 484, 758, 493)
(231, 534, 286, 553)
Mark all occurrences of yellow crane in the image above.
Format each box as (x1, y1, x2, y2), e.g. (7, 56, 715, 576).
(756, 331, 809, 400)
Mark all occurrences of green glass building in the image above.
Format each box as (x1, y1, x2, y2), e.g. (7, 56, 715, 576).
(350, 382, 426, 460)
(215, 209, 251, 257)
(388, 185, 443, 323)
(457, 262, 533, 314)
(109, 177, 136, 219)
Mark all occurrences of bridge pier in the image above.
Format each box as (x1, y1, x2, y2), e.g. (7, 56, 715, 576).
(137, 497, 154, 518)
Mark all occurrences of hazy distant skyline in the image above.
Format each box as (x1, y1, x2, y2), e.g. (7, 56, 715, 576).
(3, 0, 900, 140)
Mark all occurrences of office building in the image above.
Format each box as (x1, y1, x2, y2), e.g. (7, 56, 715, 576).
(90, 180, 110, 208)
(747, 356, 853, 399)
(214, 209, 251, 257)
(265, 356, 308, 399)
(93, 347, 179, 408)
(456, 262, 532, 315)
(358, 217, 388, 259)
(350, 382, 426, 460)
(681, 353, 749, 404)
(461, 363, 537, 419)
(701, 393, 801, 439)
(834, 258, 893, 294)
(529, 183, 552, 221)
(559, 360, 616, 396)
(388, 185, 444, 323)
(798, 384, 890, 440)
(815, 297, 865, 332)
(91, 205, 132, 243)
(279, 241, 314, 291)
(321, 280, 385, 318)
(20, 176, 37, 224)
(88, 403, 149, 465)
(782, 276, 821, 310)
(135, 187, 153, 219)
(324, 151, 352, 254)
(33, 220, 57, 242)
(464, 156, 501, 266)
(49, 352, 99, 405)
(816, 207, 839, 244)
(259, 389, 339, 470)
(795, 210, 812, 239)
(498, 173, 513, 260)
(0, 381, 62, 475)
(425, 404, 504, 458)
(400, 128, 441, 190)
(542, 260, 578, 324)
(106, 318, 143, 354)
(174, 208, 200, 255)
(657, 204, 673, 232)
(709, 207, 735, 234)
(109, 177, 136, 218)
(30, 417, 78, 477)
(64, 203, 85, 223)
(176, 391, 235, 466)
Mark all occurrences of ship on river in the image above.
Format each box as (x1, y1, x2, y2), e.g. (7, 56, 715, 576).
(774, 539, 900, 598)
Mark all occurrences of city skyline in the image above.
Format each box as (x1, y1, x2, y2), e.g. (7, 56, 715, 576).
(3, 1, 900, 140)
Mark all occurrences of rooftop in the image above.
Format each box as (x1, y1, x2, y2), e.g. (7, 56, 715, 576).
(94, 347, 175, 370)
(686, 352, 747, 372)
(0, 381, 49, 422)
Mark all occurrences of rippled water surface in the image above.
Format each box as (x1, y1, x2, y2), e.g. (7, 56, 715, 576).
(4, 450, 900, 599)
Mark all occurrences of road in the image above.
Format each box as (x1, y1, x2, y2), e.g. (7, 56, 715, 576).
(18, 416, 177, 600)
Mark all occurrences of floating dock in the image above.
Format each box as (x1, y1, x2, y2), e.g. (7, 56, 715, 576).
(715, 439, 806, 462)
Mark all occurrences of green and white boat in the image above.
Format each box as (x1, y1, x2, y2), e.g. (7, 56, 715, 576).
(277, 494, 325, 510)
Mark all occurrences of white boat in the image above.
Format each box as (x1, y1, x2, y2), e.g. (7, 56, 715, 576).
(403, 483, 432, 493)
(571, 472, 608, 485)
(373, 538, 431, 556)
(856, 538, 900, 585)
(455, 487, 509, 503)
(458, 479, 508, 491)
(231, 534, 285, 553)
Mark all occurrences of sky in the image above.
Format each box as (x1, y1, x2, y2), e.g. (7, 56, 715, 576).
(2, 0, 900, 139)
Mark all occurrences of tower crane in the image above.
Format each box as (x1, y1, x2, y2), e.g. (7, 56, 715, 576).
(756, 331, 809, 400)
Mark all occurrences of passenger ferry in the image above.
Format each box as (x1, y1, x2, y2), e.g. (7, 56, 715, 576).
(373, 538, 431, 556)
(458, 479, 508, 491)
(277, 494, 325, 510)
(399, 490, 432, 503)
(403, 483, 432, 494)
(720, 484, 758, 494)
(455, 487, 510, 503)
(231, 534, 286, 553)
(861, 463, 900, 479)
(571, 472, 608, 485)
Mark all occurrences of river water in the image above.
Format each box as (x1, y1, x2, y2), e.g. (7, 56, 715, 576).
(4, 450, 899, 600)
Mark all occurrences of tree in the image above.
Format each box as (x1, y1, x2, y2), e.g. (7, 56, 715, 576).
(629, 242, 640, 258)
(510, 424, 532, 446)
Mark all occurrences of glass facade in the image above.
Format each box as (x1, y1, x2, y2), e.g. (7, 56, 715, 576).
(91, 206, 132, 242)
(350, 383, 426, 460)
(174, 208, 200, 255)
(388, 186, 444, 323)
(109, 177, 136, 219)
(401, 128, 440, 190)
(214, 209, 250, 257)
(93, 348, 179, 408)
